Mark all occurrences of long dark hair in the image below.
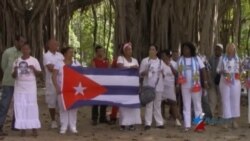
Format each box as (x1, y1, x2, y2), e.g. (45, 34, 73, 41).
(159, 49, 171, 59)
(181, 42, 197, 57)
(61, 47, 73, 55)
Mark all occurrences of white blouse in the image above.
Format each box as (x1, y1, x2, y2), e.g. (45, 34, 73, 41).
(117, 56, 139, 68)
(139, 57, 164, 92)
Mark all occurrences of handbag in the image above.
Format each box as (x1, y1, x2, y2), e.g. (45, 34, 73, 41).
(214, 73, 221, 85)
(140, 59, 161, 106)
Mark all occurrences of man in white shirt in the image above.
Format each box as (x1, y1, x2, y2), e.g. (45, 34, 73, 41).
(43, 39, 64, 129)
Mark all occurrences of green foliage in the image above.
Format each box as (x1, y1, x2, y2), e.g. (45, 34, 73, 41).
(239, 0, 250, 57)
(68, 0, 115, 66)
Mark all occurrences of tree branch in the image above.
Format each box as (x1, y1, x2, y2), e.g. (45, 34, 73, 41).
(59, 0, 103, 18)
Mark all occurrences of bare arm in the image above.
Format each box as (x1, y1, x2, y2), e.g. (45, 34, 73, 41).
(46, 64, 54, 72)
(12, 67, 18, 79)
(91, 60, 96, 68)
(201, 68, 209, 89)
(29, 65, 41, 76)
(52, 69, 60, 95)
(117, 63, 124, 68)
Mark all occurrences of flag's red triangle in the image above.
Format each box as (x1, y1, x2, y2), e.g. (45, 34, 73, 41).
(195, 121, 205, 131)
(62, 66, 107, 109)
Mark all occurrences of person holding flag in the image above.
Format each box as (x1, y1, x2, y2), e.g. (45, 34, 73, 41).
(217, 43, 241, 129)
(117, 42, 142, 131)
(52, 47, 81, 134)
(91, 45, 110, 125)
(109, 56, 119, 124)
(43, 39, 64, 129)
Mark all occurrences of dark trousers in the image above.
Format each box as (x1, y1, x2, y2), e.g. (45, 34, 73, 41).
(0, 86, 14, 130)
(202, 94, 213, 119)
(91, 105, 107, 122)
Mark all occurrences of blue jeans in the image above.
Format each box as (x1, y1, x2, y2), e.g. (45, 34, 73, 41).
(0, 86, 14, 130)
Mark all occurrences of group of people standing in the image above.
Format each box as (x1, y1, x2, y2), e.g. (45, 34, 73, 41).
(0, 35, 248, 139)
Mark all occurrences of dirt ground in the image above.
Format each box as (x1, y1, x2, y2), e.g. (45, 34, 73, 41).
(2, 88, 250, 141)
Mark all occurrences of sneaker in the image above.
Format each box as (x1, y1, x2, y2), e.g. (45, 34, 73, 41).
(156, 125, 165, 129)
(120, 126, 126, 131)
(184, 128, 191, 132)
(70, 128, 78, 134)
(51, 121, 58, 129)
(128, 125, 136, 131)
(175, 119, 182, 127)
(59, 129, 66, 134)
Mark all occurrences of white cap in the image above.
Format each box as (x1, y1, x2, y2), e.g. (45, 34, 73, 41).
(216, 43, 223, 49)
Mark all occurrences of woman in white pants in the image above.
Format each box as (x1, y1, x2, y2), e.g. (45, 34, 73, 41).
(177, 42, 208, 131)
(52, 47, 81, 134)
(117, 42, 142, 131)
(140, 45, 165, 130)
(217, 43, 241, 129)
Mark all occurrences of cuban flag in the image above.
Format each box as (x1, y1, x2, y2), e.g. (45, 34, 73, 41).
(61, 66, 140, 110)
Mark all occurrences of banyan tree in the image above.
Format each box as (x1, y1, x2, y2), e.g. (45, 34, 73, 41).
(0, 0, 248, 78)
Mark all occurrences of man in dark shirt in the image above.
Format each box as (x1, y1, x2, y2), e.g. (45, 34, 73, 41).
(208, 44, 223, 117)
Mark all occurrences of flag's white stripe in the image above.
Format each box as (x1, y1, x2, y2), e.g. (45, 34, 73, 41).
(85, 75, 139, 86)
(92, 95, 140, 105)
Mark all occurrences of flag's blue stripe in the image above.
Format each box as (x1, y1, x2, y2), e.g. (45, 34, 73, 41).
(68, 66, 139, 76)
(69, 100, 141, 110)
(103, 86, 139, 95)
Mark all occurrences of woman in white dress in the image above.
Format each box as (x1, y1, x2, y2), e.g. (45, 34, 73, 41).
(52, 47, 81, 134)
(217, 43, 241, 129)
(160, 50, 182, 127)
(140, 45, 165, 130)
(12, 43, 41, 137)
(117, 42, 142, 131)
(177, 42, 208, 132)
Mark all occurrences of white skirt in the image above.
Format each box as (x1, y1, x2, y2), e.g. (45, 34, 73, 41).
(119, 107, 141, 126)
(162, 85, 176, 101)
(14, 81, 41, 129)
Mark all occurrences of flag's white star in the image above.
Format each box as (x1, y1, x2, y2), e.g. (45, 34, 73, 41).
(74, 82, 86, 96)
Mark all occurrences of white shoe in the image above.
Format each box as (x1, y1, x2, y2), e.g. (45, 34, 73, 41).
(70, 128, 78, 134)
(184, 128, 191, 132)
(51, 121, 58, 129)
(175, 119, 182, 127)
(59, 128, 66, 134)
